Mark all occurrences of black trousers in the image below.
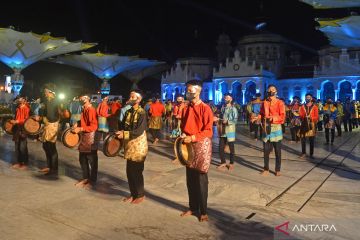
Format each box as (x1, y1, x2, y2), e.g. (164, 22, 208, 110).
(343, 118, 352, 132)
(15, 137, 28, 164)
(79, 150, 98, 183)
(325, 128, 335, 143)
(263, 141, 282, 172)
(335, 119, 342, 137)
(317, 121, 323, 131)
(253, 124, 262, 139)
(219, 137, 235, 164)
(42, 141, 58, 173)
(301, 137, 315, 156)
(126, 160, 145, 198)
(352, 118, 359, 128)
(149, 128, 161, 140)
(186, 167, 208, 215)
(290, 126, 300, 141)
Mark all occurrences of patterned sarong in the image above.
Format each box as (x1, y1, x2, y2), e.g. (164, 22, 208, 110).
(41, 120, 59, 143)
(124, 131, 148, 162)
(149, 116, 162, 129)
(325, 119, 336, 129)
(97, 116, 109, 133)
(78, 131, 96, 153)
(189, 137, 212, 173)
(263, 124, 283, 142)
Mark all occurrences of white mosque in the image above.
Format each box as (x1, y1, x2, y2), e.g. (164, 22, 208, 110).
(161, 32, 360, 105)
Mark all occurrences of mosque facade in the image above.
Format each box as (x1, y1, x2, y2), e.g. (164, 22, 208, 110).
(161, 33, 360, 104)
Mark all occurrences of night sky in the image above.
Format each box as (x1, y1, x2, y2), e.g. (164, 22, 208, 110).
(1, 0, 357, 98)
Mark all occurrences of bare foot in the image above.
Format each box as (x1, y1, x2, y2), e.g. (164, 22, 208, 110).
(260, 170, 269, 176)
(199, 214, 209, 222)
(75, 179, 89, 187)
(172, 158, 179, 164)
(83, 182, 93, 189)
(39, 167, 50, 173)
(19, 164, 28, 170)
(131, 196, 145, 204)
(122, 196, 133, 203)
(228, 164, 234, 171)
(275, 171, 281, 177)
(216, 163, 227, 170)
(180, 210, 193, 217)
(11, 163, 21, 169)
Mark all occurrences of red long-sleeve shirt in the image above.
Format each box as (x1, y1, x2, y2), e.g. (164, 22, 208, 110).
(180, 101, 213, 142)
(97, 102, 110, 117)
(260, 98, 286, 124)
(15, 104, 30, 125)
(299, 104, 319, 122)
(149, 101, 165, 117)
(80, 105, 98, 132)
(110, 102, 122, 116)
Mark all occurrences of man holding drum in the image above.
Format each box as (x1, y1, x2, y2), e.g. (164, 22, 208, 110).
(11, 95, 30, 169)
(72, 94, 98, 188)
(116, 89, 148, 204)
(35, 84, 61, 176)
(180, 79, 213, 222)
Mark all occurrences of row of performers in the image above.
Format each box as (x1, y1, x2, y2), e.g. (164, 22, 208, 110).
(248, 93, 360, 149)
(7, 81, 316, 222)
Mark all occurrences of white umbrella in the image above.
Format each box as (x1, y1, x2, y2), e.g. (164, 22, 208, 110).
(300, 0, 360, 8)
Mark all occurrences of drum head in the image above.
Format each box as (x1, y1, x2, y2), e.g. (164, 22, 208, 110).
(3, 119, 14, 135)
(103, 133, 122, 157)
(62, 128, 80, 148)
(24, 117, 41, 135)
(174, 137, 194, 166)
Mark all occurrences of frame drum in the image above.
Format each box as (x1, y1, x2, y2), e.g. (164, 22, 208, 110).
(103, 133, 122, 157)
(61, 128, 81, 148)
(23, 117, 41, 135)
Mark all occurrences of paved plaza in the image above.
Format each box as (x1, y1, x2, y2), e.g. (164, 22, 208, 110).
(0, 124, 359, 240)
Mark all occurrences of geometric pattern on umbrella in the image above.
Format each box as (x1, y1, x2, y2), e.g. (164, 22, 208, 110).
(0, 27, 96, 70)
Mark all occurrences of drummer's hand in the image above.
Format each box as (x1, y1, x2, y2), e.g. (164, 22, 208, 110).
(180, 133, 187, 138)
(183, 135, 192, 143)
(9, 120, 17, 124)
(72, 127, 82, 134)
(72, 123, 78, 128)
(116, 131, 124, 139)
(213, 116, 219, 122)
(32, 116, 40, 121)
(222, 119, 228, 125)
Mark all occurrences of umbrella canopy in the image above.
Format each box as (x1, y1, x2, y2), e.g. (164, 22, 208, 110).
(317, 16, 360, 47)
(300, 0, 360, 8)
(0, 27, 96, 70)
(53, 51, 163, 80)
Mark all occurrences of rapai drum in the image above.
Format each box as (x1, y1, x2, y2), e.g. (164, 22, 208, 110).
(103, 133, 123, 157)
(23, 117, 42, 135)
(61, 128, 81, 148)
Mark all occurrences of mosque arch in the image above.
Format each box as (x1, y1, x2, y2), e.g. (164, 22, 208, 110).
(232, 81, 243, 104)
(294, 86, 302, 99)
(321, 81, 335, 101)
(339, 80, 352, 102)
(245, 81, 256, 103)
(356, 81, 360, 100)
